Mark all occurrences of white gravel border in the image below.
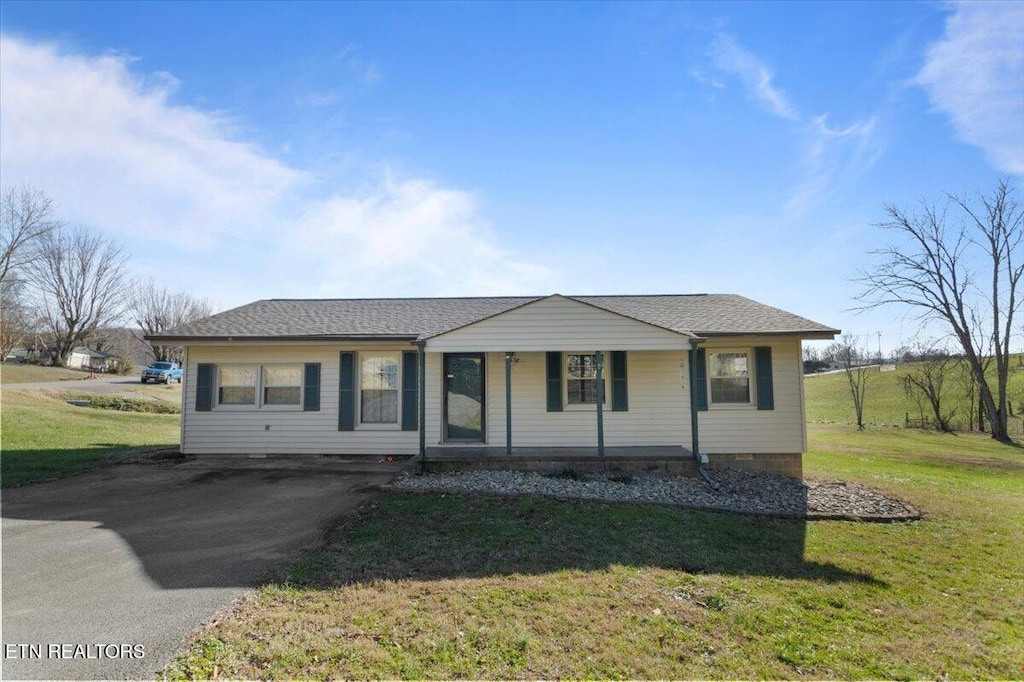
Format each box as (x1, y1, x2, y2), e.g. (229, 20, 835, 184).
(386, 469, 921, 522)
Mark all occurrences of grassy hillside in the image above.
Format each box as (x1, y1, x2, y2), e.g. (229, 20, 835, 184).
(0, 389, 180, 487)
(804, 355, 1024, 431)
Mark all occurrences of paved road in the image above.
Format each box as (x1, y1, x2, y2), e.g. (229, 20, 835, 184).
(2, 464, 392, 680)
(1, 374, 161, 392)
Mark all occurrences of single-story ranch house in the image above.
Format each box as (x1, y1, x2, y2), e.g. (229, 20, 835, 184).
(149, 294, 838, 478)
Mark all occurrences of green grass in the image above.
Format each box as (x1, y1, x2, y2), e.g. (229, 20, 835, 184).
(805, 356, 1024, 429)
(167, 424, 1024, 680)
(0, 363, 90, 383)
(0, 389, 180, 487)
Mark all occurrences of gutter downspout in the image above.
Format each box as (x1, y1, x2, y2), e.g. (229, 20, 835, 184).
(416, 342, 426, 475)
(505, 351, 513, 457)
(595, 351, 605, 465)
(688, 339, 718, 490)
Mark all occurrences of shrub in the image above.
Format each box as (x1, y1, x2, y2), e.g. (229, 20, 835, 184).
(63, 393, 180, 414)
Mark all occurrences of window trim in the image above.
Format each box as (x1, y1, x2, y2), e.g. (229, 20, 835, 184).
(356, 352, 402, 429)
(564, 351, 608, 409)
(706, 348, 756, 408)
(214, 363, 305, 411)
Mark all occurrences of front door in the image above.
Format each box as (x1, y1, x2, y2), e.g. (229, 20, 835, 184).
(444, 353, 485, 442)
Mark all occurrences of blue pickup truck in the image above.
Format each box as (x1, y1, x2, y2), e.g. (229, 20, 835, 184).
(141, 361, 184, 384)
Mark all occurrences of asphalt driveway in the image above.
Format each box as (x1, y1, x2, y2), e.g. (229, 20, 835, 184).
(2, 463, 393, 680)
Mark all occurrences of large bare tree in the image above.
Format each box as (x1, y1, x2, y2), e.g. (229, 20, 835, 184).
(1, 187, 58, 360)
(857, 180, 1023, 442)
(1, 186, 58, 284)
(130, 280, 212, 363)
(26, 226, 129, 367)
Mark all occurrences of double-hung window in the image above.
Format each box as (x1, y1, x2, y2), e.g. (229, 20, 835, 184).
(218, 365, 258, 405)
(263, 366, 302, 406)
(360, 354, 399, 423)
(566, 353, 605, 405)
(217, 364, 303, 408)
(708, 351, 751, 404)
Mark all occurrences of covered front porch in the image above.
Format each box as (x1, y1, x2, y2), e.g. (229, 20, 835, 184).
(411, 295, 706, 472)
(423, 444, 699, 474)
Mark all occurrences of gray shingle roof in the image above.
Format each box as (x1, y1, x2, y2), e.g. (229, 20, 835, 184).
(149, 294, 838, 342)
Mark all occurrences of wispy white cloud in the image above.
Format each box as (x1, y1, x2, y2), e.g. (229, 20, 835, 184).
(705, 33, 881, 213)
(688, 66, 725, 91)
(0, 34, 558, 306)
(292, 178, 559, 297)
(335, 43, 382, 85)
(785, 115, 881, 215)
(915, 1, 1024, 175)
(707, 34, 800, 121)
(0, 35, 304, 249)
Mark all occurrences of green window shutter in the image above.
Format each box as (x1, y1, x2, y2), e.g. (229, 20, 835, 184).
(755, 346, 774, 410)
(611, 350, 628, 411)
(338, 352, 355, 431)
(692, 348, 708, 411)
(546, 351, 562, 412)
(303, 363, 321, 411)
(401, 350, 418, 431)
(195, 363, 214, 412)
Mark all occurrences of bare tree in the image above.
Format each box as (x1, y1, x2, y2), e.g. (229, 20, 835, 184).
(1, 186, 59, 284)
(901, 341, 957, 432)
(856, 180, 1023, 442)
(828, 334, 874, 430)
(26, 226, 129, 367)
(130, 279, 212, 363)
(0, 279, 32, 360)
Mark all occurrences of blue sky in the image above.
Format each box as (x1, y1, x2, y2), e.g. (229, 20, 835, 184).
(1, 1, 1022, 353)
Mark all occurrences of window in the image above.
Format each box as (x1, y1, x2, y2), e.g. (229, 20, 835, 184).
(263, 365, 302, 406)
(566, 353, 605, 405)
(216, 364, 303, 408)
(709, 351, 750, 404)
(361, 354, 399, 423)
(218, 365, 257, 405)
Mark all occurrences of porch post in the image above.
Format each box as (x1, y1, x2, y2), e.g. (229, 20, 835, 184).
(505, 351, 513, 456)
(688, 340, 700, 461)
(417, 342, 426, 472)
(595, 351, 605, 458)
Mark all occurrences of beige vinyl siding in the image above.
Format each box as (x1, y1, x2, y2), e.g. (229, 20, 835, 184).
(425, 295, 690, 352)
(696, 338, 806, 454)
(180, 337, 808, 456)
(423, 351, 691, 448)
(182, 343, 419, 455)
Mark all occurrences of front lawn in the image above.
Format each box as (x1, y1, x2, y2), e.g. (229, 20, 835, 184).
(168, 424, 1024, 680)
(0, 389, 180, 487)
(0, 363, 90, 384)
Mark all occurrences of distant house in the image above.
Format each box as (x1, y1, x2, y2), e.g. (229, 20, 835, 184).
(4, 347, 32, 362)
(149, 294, 838, 478)
(66, 348, 119, 372)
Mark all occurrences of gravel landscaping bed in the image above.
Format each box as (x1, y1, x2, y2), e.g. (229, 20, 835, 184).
(388, 469, 921, 521)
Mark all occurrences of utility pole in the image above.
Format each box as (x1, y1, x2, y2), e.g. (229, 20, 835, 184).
(876, 331, 883, 363)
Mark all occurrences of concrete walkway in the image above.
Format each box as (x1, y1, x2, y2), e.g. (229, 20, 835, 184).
(2, 463, 393, 680)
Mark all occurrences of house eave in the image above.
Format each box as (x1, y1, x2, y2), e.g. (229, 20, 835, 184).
(145, 334, 421, 344)
(695, 329, 840, 341)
